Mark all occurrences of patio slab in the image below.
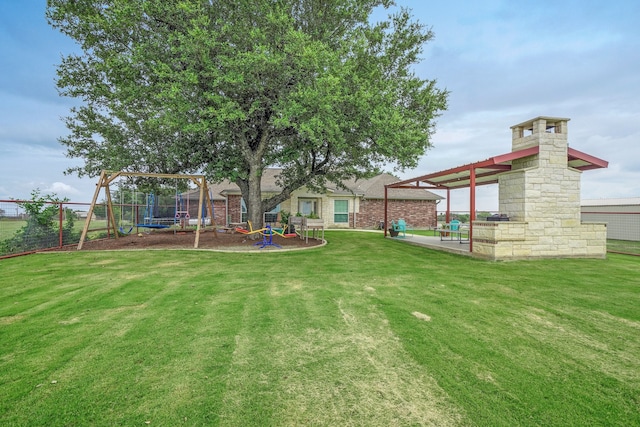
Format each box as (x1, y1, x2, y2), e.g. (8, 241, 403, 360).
(387, 234, 472, 257)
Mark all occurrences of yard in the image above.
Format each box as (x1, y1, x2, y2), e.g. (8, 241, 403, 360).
(1, 231, 639, 426)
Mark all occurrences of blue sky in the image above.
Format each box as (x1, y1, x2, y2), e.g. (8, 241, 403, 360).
(1, 1, 639, 210)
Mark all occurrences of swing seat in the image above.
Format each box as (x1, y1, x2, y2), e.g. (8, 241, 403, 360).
(136, 224, 170, 229)
(119, 226, 134, 235)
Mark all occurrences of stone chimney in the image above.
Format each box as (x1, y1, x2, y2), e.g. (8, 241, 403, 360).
(500, 116, 578, 223)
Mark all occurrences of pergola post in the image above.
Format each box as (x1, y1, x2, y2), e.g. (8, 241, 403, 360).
(446, 188, 451, 224)
(384, 186, 388, 237)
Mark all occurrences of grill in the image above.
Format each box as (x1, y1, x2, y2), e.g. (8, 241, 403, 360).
(487, 214, 510, 221)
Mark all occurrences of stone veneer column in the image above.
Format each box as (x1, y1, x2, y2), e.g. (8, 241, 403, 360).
(474, 116, 606, 260)
(500, 117, 574, 223)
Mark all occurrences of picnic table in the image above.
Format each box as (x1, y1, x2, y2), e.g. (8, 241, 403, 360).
(435, 223, 470, 243)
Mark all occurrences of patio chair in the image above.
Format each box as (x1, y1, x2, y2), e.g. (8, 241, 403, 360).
(389, 219, 412, 238)
(397, 219, 413, 237)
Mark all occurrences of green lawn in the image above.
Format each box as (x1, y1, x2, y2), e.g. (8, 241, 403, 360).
(1, 232, 639, 426)
(608, 239, 640, 255)
(0, 218, 26, 240)
(0, 218, 109, 242)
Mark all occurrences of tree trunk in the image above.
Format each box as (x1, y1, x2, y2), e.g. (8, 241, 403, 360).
(236, 157, 265, 241)
(246, 172, 264, 232)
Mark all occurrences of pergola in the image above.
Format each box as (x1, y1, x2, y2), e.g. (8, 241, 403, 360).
(384, 146, 608, 251)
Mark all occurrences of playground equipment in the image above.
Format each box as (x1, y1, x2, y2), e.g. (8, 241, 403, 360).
(235, 221, 296, 249)
(78, 170, 217, 250)
(137, 193, 170, 229)
(256, 225, 282, 249)
(269, 227, 297, 238)
(235, 221, 269, 235)
(175, 190, 190, 228)
(118, 182, 136, 235)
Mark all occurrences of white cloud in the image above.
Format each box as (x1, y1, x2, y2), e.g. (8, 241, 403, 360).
(46, 182, 81, 196)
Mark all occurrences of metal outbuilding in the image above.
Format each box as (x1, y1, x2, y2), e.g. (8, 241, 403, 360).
(581, 198, 640, 241)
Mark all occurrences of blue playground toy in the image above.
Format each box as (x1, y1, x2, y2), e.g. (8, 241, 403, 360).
(254, 225, 282, 249)
(136, 193, 169, 229)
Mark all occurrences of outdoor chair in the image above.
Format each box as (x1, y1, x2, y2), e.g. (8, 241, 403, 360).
(397, 219, 413, 237)
(389, 219, 412, 238)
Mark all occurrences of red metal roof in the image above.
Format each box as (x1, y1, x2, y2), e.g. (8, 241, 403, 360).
(386, 146, 608, 190)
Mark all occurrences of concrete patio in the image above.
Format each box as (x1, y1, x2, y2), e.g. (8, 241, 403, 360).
(387, 234, 472, 257)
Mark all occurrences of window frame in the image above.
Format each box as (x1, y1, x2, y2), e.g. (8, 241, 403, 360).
(333, 199, 349, 224)
(298, 198, 318, 217)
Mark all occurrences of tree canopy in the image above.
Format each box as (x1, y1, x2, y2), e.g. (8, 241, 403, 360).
(47, 0, 448, 227)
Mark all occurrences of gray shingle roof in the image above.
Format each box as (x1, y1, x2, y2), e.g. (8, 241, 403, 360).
(197, 169, 442, 201)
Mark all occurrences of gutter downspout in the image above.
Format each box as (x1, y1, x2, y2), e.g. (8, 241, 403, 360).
(224, 192, 229, 226)
(353, 194, 357, 228)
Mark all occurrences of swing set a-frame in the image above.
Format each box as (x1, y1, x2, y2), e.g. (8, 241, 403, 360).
(77, 170, 217, 250)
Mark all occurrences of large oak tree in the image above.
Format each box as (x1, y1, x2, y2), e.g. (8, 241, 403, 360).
(47, 0, 447, 227)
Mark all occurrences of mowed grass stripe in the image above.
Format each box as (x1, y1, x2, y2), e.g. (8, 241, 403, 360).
(1, 252, 247, 424)
(368, 245, 640, 426)
(218, 279, 463, 426)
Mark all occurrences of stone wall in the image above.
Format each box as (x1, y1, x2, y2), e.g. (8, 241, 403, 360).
(473, 220, 607, 260)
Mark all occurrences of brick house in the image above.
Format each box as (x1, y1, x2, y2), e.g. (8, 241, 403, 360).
(191, 169, 442, 229)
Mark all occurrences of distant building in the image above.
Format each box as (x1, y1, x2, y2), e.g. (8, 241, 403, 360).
(74, 210, 96, 220)
(582, 198, 640, 241)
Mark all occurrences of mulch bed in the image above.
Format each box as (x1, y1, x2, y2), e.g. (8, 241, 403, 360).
(57, 228, 324, 252)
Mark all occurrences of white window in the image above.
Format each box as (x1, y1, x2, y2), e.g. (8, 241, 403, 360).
(298, 199, 318, 217)
(263, 204, 281, 224)
(334, 200, 349, 223)
(242, 198, 280, 223)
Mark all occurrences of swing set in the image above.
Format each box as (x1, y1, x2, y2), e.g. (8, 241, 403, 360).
(78, 170, 217, 250)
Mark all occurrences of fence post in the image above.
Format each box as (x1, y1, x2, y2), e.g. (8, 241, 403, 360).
(59, 203, 64, 248)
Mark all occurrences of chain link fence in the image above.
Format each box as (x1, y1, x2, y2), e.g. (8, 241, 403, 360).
(581, 209, 640, 255)
(0, 200, 109, 259)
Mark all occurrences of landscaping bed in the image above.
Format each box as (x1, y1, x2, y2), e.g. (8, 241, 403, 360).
(56, 228, 323, 252)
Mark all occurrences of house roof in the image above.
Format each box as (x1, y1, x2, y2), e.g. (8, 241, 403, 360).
(582, 197, 640, 206)
(342, 173, 442, 200)
(207, 168, 284, 197)
(199, 169, 442, 201)
(386, 146, 609, 190)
